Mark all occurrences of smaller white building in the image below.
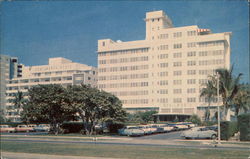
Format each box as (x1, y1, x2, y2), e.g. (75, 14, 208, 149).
(6, 57, 97, 122)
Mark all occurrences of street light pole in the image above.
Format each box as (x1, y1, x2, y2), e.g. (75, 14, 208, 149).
(217, 72, 221, 144)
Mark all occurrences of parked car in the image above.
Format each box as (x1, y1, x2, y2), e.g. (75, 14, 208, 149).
(138, 125, 153, 135)
(174, 123, 189, 130)
(0, 125, 15, 133)
(15, 125, 34, 132)
(118, 126, 144, 136)
(148, 124, 160, 134)
(34, 124, 50, 132)
(161, 124, 175, 132)
(206, 125, 218, 131)
(181, 127, 217, 139)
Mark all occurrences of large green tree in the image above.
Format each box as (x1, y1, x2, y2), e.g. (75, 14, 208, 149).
(200, 80, 217, 121)
(66, 84, 126, 135)
(21, 84, 77, 134)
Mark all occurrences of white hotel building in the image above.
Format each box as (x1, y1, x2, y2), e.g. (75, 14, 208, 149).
(97, 10, 230, 120)
(6, 57, 97, 122)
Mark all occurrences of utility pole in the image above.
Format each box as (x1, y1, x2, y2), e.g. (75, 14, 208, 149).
(217, 72, 221, 144)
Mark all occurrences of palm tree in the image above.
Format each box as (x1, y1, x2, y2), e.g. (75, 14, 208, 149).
(215, 66, 243, 120)
(200, 80, 217, 121)
(233, 84, 250, 116)
(10, 91, 26, 115)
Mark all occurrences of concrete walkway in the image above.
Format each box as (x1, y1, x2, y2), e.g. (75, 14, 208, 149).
(1, 152, 117, 159)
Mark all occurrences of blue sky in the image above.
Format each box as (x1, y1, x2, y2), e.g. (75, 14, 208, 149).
(1, 0, 249, 82)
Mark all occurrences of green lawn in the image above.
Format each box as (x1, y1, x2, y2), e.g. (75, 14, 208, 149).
(1, 141, 249, 159)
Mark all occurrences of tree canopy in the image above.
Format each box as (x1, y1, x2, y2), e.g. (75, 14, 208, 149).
(21, 84, 126, 135)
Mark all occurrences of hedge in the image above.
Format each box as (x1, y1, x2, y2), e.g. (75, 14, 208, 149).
(61, 122, 84, 133)
(220, 121, 238, 140)
(238, 113, 250, 141)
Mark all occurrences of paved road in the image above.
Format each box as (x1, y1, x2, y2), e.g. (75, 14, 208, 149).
(137, 130, 183, 140)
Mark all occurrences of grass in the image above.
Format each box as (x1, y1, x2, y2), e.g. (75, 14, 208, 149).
(1, 141, 249, 159)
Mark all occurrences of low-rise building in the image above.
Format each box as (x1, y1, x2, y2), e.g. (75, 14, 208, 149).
(6, 57, 97, 122)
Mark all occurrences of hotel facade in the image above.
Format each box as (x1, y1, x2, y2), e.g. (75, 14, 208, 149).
(97, 10, 230, 120)
(6, 57, 97, 122)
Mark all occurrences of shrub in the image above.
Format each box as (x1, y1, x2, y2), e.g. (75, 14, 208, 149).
(107, 123, 125, 133)
(238, 113, 250, 141)
(61, 122, 84, 133)
(220, 121, 238, 140)
(185, 114, 201, 125)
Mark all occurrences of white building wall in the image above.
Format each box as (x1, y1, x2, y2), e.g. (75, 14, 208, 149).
(97, 10, 231, 116)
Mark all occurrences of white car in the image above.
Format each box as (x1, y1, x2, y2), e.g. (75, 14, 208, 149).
(118, 126, 144, 136)
(34, 124, 50, 132)
(0, 125, 15, 133)
(181, 127, 217, 139)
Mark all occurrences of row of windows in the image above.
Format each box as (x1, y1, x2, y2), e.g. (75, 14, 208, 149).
(199, 41, 224, 47)
(199, 50, 224, 56)
(98, 73, 148, 81)
(8, 76, 73, 86)
(187, 42, 196, 48)
(99, 65, 149, 72)
(158, 54, 168, 59)
(98, 48, 149, 57)
(158, 30, 196, 40)
(111, 90, 148, 96)
(99, 82, 148, 89)
(173, 52, 182, 58)
(122, 99, 148, 104)
(99, 56, 148, 65)
(199, 59, 224, 65)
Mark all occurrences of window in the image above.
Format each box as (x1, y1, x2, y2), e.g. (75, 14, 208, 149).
(173, 71, 182, 76)
(173, 32, 182, 38)
(173, 62, 182, 67)
(187, 31, 196, 36)
(173, 44, 182, 49)
(173, 52, 182, 58)
(159, 54, 168, 59)
(187, 61, 196, 66)
(159, 45, 168, 50)
(158, 89, 168, 94)
(187, 88, 196, 93)
(187, 97, 196, 102)
(158, 80, 168, 85)
(102, 42, 105, 46)
(187, 70, 196, 75)
(187, 42, 196, 48)
(187, 79, 196, 84)
(159, 72, 168, 77)
(159, 63, 168, 68)
(173, 89, 182, 94)
(187, 51, 196, 57)
(159, 34, 168, 39)
(173, 98, 182, 103)
(173, 80, 182, 85)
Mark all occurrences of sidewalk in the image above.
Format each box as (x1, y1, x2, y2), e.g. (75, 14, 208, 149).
(1, 152, 116, 159)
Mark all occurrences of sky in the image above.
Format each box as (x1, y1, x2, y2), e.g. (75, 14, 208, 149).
(1, 0, 249, 82)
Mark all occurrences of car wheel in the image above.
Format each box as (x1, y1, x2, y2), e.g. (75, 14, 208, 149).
(211, 134, 217, 139)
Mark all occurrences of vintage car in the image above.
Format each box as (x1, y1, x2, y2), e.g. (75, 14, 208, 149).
(0, 125, 15, 133)
(181, 127, 217, 139)
(34, 124, 50, 132)
(118, 126, 144, 136)
(15, 125, 35, 132)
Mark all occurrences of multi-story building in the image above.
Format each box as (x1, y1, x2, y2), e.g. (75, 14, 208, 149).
(6, 57, 97, 122)
(97, 10, 230, 121)
(0, 54, 22, 116)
